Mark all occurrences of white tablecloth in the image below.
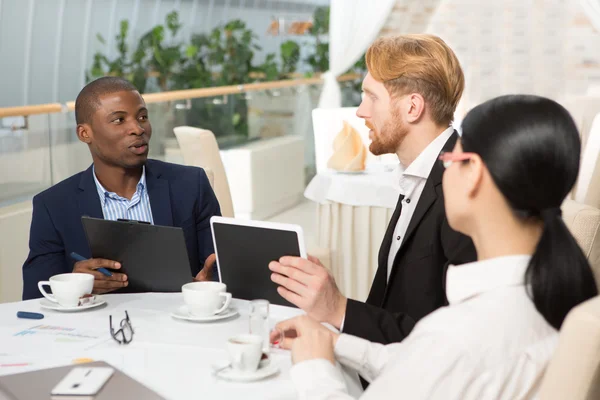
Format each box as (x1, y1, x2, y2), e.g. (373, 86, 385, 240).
(0, 293, 362, 399)
(316, 203, 394, 301)
(304, 167, 400, 301)
(304, 164, 401, 208)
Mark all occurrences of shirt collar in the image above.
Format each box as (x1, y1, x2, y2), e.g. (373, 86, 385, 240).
(446, 255, 532, 305)
(403, 126, 454, 179)
(397, 127, 454, 194)
(92, 165, 147, 202)
(138, 166, 147, 191)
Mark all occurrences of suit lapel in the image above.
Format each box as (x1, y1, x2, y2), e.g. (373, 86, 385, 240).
(396, 176, 438, 259)
(369, 193, 404, 305)
(377, 194, 405, 270)
(145, 161, 173, 227)
(381, 179, 437, 302)
(77, 165, 104, 220)
(382, 131, 460, 302)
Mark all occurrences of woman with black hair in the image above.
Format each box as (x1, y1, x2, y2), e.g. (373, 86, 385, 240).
(274, 95, 598, 399)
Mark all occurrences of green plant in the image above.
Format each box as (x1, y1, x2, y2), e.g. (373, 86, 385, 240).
(89, 21, 128, 78)
(175, 20, 264, 139)
(87, 13, 302, 143)
(305, 6, 330, 75)
(211, 19, 262, 85)
(306, 42, 329, 75)
(170, 43, 212, 90)
(88, 20, 149, 93)
(256, 40, 300, 81)
(87, 11, 186, 93)
(135, 11, 185, 91)
(280, 40, 301, 76)
(309, 6, 330, 36)
(256, 53, 280, 81)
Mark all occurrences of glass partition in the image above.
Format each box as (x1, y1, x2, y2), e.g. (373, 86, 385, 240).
(341, 79, 363, 107)
(51, 111, 93, 185)
(147, 81, 343, 184)
(0, 114, 53, 206)
(0, 76, 363, 206)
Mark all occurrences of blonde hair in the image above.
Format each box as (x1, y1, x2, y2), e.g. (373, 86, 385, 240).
(365, 34, 464, 126)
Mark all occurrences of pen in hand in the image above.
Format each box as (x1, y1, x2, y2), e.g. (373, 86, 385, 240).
(70, 252, 113, 277)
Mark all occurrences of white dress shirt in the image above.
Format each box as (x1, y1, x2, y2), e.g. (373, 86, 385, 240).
(386, 127, 454, 280)
(291, 255, 558, 400)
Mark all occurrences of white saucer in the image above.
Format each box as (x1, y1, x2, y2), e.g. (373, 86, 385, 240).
(39, 297, 106, 312)
(212, 359, 280, 382)
(171, 305, 239, 322)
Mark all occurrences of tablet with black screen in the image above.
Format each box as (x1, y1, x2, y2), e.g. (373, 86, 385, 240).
(210, 216, 307, 307)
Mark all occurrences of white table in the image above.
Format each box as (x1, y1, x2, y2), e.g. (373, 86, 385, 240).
(0, 293, 362, 399)
(305, 165, 401, 301)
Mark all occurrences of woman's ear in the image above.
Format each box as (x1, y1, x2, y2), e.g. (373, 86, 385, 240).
(465, 154, 485, 198)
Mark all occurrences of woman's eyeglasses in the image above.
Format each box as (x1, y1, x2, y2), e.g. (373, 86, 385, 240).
(438, 151, 476, 168)
(109, 310, 134, 345)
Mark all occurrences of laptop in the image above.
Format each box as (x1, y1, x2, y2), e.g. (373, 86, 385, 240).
(210, 216, 307, 307)
(81, 217, 193, 293)
(0, 361, 164, 399)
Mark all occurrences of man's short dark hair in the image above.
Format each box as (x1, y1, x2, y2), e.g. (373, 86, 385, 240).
(75, 77, 139, 125)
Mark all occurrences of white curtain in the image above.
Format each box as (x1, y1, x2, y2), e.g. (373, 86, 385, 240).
(581, 0, 600, 32)
(318, 0, 397, 109)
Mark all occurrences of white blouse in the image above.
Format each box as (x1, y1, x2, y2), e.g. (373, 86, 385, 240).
(290, 255, 558, 400)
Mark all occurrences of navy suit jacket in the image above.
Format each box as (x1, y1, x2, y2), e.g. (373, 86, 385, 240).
(22, 159, 221, 300)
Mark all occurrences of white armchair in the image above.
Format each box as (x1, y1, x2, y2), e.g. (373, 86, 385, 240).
(574, 113, 600, 210)
(173, 126, 234, 218)
(536, 200, 600, 399)
(539, 295, 600, 400)
(562, 199, 600, 285)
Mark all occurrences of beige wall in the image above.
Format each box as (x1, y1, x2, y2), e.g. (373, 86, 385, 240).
(0, 142, 91, 186)
(0, 201, 31, 303)
(380, 0, 600, 110)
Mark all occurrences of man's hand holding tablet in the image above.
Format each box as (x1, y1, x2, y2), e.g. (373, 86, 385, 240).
(269, 255, 347, 330)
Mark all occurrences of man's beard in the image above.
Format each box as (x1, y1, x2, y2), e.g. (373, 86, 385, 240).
(367, 111, 408, 156)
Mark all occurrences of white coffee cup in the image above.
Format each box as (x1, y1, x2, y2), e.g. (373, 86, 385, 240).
(182, 282, 232, 317)
(227, 334, 263, 373)
(38, 273, 94, 307)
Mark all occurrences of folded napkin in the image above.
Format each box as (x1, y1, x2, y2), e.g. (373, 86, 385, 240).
(327, 121, 367, 172)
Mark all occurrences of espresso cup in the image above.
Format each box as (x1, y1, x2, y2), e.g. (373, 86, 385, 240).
(37, 273, 94, 307)
(182, 282, 232, 317)
(227, 334, 263, 373)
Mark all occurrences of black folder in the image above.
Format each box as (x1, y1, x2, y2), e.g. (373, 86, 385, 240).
(81, 216, 193, 293)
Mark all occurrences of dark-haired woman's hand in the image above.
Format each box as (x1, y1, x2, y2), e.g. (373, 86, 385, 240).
(272, 315, 339, 365)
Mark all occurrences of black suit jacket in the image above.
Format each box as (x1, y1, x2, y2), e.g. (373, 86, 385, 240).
(22, 159, 221, 300)
(343, 132, 476, 344)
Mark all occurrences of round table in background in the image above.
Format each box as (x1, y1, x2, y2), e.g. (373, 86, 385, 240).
(304, 164, 401, 302)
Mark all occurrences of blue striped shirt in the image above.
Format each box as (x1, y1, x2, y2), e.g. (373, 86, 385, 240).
(92, 166, 154, 224)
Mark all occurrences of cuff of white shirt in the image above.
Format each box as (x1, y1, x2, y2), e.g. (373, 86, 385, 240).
(290, 359, 349, 399)
(334, 334, 372, 373)
(339, 315, 346, 332)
